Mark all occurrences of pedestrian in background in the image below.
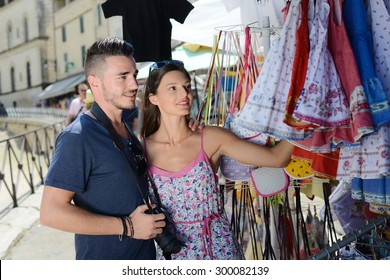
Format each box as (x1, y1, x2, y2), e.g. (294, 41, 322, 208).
(65, 82, 88, 125)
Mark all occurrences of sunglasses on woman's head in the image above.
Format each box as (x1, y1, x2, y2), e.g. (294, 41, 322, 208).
(148, 60, 184, 85)
(149, 60, 184, 71)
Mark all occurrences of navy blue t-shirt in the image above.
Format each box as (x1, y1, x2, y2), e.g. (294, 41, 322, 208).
(45, 113, 155, 260)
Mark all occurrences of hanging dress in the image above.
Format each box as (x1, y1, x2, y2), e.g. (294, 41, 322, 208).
(351, 176, 390, 205)
(145, 132, 243, 260)
(293, 0, 350, 129)
(338, 126, 390, 212)
(327, 0, 373, 144)
(337, 124, 390, 180)
(236, 0, 311, 140)
(340, 0, 390, 213)
(343, 0, 390, 130)
(338, 0, 390, 180)
(293, 0, 376, 152)
(368, 0, 390, 99)
(284, 0, 311, 128)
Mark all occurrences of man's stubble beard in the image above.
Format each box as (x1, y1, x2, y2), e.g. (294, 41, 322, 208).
(102, 84, 135, 110)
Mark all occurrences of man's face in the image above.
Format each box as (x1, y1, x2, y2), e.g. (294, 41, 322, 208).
(100, 56, 139, 110)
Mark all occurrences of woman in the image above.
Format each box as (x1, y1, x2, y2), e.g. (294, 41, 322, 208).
(141, 60, 293, 260)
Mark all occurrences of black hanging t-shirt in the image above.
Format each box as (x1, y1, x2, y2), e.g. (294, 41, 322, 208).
(101, 0, 194, 62)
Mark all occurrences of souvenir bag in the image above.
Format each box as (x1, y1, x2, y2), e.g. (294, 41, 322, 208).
(220, 113, 270, 181)
(284, 157, 314, 180)
(250, 166, 290, 197)
(219, 27, 270, 181)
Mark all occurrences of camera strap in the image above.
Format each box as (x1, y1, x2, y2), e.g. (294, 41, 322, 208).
(90, 102, 152, 207)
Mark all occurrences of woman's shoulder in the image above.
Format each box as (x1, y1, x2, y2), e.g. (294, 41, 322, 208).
(202, 125, 237, 151)
(203, 125, 235, 138)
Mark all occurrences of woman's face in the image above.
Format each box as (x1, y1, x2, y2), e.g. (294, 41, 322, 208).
(150, 70, 193, 117)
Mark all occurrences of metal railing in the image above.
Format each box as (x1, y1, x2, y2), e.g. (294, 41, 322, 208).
(4, 107, 68, 119)
(0, 121, 65, 217)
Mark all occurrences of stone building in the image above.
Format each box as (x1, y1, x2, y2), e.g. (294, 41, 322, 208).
(0, 0, 121, 107)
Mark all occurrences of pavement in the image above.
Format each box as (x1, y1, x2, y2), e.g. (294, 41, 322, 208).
(0, 186, 74, 260)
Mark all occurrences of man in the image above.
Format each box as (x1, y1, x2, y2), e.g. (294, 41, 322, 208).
(40, 38, 166, 260)
(65, 83, 88, 126)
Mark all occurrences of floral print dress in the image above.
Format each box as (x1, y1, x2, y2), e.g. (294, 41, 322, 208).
(293, 0, 350, 128)
(337, 1, 390, 213)
(145, 133, 243, 260)
(236, 0, 311, 140)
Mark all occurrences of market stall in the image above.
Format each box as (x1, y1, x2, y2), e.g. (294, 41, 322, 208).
(181, 0, 390, 260)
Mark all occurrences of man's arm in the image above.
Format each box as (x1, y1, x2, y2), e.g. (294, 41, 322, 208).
(40, 186, 165, 239)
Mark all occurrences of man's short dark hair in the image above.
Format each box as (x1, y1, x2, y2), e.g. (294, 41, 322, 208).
(84, 37, 135, 79)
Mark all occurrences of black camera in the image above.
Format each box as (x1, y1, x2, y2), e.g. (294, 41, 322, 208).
(146, 207, 185, 254)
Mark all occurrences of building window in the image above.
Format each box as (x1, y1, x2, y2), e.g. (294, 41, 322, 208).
(7, 24, 12, 49)
(27, 62, 31, 88)
(24, 17, 28, 42)
(81, 45, 86, 67)
(97, 5, 102, 26)
(64, 53, 68, 72)
(80, 16, 84, 33)
(11, 67, 15, 92)
(62, 26, 66, 42)
(64, 53, 75, 73)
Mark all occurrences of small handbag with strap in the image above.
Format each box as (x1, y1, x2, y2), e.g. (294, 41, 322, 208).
(220, 113, 270, 181)
(250, 166, 290, 197)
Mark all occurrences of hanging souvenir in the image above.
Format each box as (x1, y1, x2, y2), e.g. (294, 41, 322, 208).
(343, 0, 390, 130)
(250, 166, 290, 197)
(284, 158, 314, 179)
(236, 0, 311, 141)
(293, 0, 351, 129)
